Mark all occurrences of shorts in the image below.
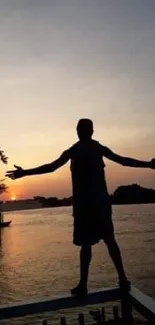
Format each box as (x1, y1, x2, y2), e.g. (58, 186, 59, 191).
(73, 203, 114, 246)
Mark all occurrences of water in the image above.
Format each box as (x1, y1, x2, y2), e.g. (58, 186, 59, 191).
(0, 204, 155, 323)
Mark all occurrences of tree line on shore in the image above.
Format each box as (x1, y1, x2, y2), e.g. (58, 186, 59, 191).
(34, 184, 155, 207)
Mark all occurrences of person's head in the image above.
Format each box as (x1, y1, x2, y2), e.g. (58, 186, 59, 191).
(76, 118, 94, 140)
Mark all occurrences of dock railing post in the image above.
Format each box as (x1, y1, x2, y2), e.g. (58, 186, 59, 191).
(112, 306, 119, 322)
(78, 313, 85, 325)
(121, 292, 134, 324)
(61, 317, 67, 325)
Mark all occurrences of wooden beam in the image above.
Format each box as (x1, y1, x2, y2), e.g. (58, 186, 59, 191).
(1, 285, 155, 322)
(129, 286, 155, 323)
(0, 287, 120, 320)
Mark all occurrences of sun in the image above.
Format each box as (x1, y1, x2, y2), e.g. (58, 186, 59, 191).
(11, 195, 17, 201)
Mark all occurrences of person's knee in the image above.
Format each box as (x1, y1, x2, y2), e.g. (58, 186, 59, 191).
(104, 235, 117, 249)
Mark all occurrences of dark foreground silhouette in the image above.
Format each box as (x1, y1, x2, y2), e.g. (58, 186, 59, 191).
(6, 118, 155, 296)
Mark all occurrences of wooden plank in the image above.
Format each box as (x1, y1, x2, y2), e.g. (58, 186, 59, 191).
(129, 286, 155, 323)
(0, 287, 120, 320)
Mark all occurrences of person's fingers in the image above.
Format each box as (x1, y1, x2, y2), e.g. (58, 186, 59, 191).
(14, 164, 22, 169)
(10, 175, 17, 179)
(5, 172, 12, 177)
(5, 175, 14, 179)
(9, 176, 15, 179)
(5, 171, 16, 178)
(5, 173, 13, 178)
(5, 167, 23, 179)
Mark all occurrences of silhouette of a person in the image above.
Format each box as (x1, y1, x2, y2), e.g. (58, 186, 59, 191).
(6, 118, 155, 296)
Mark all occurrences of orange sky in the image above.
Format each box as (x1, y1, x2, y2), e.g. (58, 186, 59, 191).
(0, 1, 155, 201)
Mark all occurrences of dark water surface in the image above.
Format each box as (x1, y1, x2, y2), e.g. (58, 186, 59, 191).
(0, 204, 155, 324)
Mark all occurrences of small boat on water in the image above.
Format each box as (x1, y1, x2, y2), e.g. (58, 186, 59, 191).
(0, 212, 12, 228)
(0, 220, 12, 228)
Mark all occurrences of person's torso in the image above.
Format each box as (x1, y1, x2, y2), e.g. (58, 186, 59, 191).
(70, 139, 108, 200)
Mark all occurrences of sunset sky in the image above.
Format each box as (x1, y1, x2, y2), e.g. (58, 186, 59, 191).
(0, 0, 155, 201)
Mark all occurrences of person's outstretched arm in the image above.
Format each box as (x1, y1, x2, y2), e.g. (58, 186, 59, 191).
(6, 149, 71, 180)
(101, 145, 155, 169)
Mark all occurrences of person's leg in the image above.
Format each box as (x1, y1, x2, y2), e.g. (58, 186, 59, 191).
(80, 244, 92, 288)
(104, 235, 130, 290)
(71, 244, 92, 295)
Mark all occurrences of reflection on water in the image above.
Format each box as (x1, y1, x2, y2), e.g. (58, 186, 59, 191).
(0, 204, 155, 308)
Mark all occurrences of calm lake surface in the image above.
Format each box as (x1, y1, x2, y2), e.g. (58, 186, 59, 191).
(0, 204, 155, 324)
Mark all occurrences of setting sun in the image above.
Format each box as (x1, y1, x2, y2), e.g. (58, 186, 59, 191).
(11, 195, 16, 201)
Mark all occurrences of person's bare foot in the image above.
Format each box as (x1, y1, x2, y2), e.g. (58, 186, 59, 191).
(71, 284, 88, 296)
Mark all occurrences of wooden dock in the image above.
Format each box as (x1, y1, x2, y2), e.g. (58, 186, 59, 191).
(0, 285, 155, 324)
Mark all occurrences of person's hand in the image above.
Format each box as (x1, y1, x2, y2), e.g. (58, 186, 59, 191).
(150, 159, 155, 169)
(5, 165, 26, 179)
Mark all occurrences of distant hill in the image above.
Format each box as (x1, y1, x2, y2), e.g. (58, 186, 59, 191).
(111, 184, 155, 205)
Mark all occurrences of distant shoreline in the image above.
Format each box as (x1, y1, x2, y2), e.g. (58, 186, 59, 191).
(3, 201, 155, 213)
(1, 184, 155, 212)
